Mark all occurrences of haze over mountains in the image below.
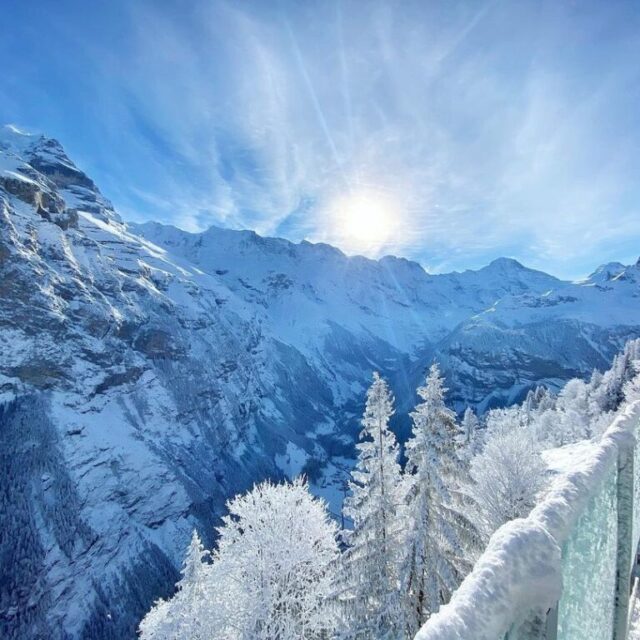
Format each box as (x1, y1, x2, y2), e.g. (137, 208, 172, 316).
(1, 124, 639, 638)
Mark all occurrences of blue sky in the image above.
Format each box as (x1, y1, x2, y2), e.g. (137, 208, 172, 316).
(1, 0, 639, 278)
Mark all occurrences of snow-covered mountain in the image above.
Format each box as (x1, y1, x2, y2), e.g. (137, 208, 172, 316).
(1, 124, 639, 639)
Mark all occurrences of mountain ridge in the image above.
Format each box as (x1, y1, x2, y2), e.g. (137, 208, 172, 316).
(130, 220, 583, 283)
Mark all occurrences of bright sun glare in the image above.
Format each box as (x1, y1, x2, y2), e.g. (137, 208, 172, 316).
(330, 189, 398, 255)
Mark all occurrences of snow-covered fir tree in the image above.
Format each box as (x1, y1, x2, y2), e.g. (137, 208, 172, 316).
(460, 407, 481, 460)
(461, 406, 478, 447)
(624, 363, 640, 403)
(139, 598, 176, 640)
(139, 531, 210, 640)
(179, 531, 209, 588)
(340, 372, 405, 639)
(400, 363, 479, 637)
(596, 338, 640, 412)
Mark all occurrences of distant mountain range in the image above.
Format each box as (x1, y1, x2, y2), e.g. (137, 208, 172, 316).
(1, 124, 638, 638)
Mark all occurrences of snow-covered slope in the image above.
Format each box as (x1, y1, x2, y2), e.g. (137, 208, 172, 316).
(438, 258, 640, 411)
(1, 125, 639, 638)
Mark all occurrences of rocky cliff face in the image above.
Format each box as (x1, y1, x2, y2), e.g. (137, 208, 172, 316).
(1, 125, 638, 638)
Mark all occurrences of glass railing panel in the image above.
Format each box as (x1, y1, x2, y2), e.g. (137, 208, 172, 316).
(556, 464, 618, 640)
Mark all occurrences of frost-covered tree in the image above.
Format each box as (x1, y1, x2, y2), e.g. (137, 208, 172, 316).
(401, 364, 479, 636)
(213, 478, 338, 639)
(624, 365, 640, 403)
(461, 407, 478, 446)
(179, 531, 209, 588)
(465, 339, 640, 540)
(469, 426, 546, 538)
(139, 531, 210, 640)
(140, 479, 338, 640)
(485, 405, 530, 437)
(341, 372, 405, 639)
(527, 342, 640, 446)
(596, 338, 640, 412)
(139, 597, 177, 640)
(555, 379, 593, 443)
(460, 407, 481, 460)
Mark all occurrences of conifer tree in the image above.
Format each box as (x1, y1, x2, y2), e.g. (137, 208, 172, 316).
(401, 363, 479, 636)
(460, 407, 481, 460)
(139, 530, 210, 640)
(341, 372, 405, 639)
(600, 338, 640, 411)
(179, 530, 209, 590)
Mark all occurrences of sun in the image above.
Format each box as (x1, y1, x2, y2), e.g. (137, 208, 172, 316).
(330, 189, 398, 255)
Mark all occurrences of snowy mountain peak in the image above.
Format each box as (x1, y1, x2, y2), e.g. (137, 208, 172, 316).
(378, 254, 427, 275)
(470, 256, 560, 285)
(477, 256, 548, 278)
(487, 256, 525, 269)
(0, 124, 120, 227)
(586, 261, 627, 284)
(0, 123, 39, 148)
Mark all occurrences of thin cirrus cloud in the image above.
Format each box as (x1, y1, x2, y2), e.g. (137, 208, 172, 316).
(0, 0, 639, 278)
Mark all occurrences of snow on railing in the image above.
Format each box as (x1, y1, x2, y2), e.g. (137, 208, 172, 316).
(415, 401, 640, 640)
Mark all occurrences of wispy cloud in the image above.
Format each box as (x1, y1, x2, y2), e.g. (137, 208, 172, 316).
(1, 0, 639, 277)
